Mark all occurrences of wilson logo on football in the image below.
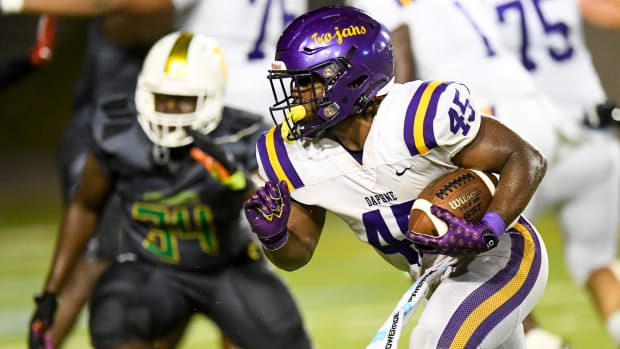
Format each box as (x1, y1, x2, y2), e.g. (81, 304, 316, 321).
(448, 189, 482, 210)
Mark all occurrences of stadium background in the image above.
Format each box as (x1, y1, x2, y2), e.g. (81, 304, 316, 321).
(1, 3, 619, 348)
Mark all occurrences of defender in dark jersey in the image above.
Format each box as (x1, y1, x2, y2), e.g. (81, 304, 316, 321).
(29, 32, 313, 349)
(51, 19, 151, 347)
(37, 11, 174, 347)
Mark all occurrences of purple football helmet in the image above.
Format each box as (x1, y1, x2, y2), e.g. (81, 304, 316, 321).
(268, 5, 394, 141)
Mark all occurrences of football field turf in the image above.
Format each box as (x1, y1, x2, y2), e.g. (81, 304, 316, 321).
(0, 177, 615, 348)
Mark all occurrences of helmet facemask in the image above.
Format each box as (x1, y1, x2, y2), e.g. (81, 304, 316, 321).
(269, 59, 346, 141)
(136, 82, 222, 148)
(268, 5, 395, 142)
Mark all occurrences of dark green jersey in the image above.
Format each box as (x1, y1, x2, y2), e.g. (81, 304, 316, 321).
(91, 99, 269, 271)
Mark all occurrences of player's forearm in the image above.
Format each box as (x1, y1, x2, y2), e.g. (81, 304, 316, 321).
(263, 231, 315, 271)
(2, 0, 173, 16)
(487, 146, 547, 227)
(263, 203, 325, 271)
(455, 117, 547, 226)
(43, 203, 100, 294)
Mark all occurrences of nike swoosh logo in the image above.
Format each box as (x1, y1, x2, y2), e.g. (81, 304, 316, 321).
(396, 165, 413, 176)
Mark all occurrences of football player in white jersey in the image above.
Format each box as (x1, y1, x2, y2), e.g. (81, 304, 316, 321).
(353, 0, 620, 347)
(349, 0, 578, 347)
(479, 0, 620, 345)
(244, 6, 549, 348)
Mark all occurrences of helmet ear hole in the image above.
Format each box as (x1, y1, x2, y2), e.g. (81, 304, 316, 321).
(347, 75, 368, 89)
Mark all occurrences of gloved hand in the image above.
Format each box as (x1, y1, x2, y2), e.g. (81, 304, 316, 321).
(28, 292, 57, 349)
(243, 180, 290, 250)
(187, 128, 247, 191)
(585, 100, 620, 129)
(406, 206, 506, 257)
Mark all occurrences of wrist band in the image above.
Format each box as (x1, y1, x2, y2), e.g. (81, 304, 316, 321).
(0, 0, 24, 13)
(260, 229, 289, 251)
(482, 212, 506, 238)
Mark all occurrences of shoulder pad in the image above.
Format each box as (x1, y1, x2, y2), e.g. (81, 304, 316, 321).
(100, 94, 135, 120)
(91, 93, 138, 147)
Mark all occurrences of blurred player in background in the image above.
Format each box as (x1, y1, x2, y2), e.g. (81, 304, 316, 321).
(244, 5, 549, 348)
(39, 15, 172, 349)
(2, 0, 308, 117)
(483, 0, 620, 129)
(351, 0, 620, 347)
(480, 0, 620, 345)
(1, 1, 309, 347)
(28, 31, 313, 349)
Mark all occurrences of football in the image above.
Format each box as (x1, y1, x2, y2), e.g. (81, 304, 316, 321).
(408, 168, 498, 237)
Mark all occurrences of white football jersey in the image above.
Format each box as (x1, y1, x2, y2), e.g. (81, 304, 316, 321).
(255, 81, 481, 270)
(172, 0, 308, 119)
(480, 0, 606, 121)
(352, 0, 540, 109)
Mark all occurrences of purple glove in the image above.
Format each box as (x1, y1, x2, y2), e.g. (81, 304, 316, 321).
(243, 180, 290, 250)
(406, 206, 506, 257)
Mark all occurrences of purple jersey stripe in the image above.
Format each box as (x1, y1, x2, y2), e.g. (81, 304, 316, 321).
(437, 217, 542, 348)
(422, 82, 449, 150)
(257, 131, 278, 182)
(404, 81, 430, 156)
(403, 81, 449, 156)
(257, 126, 304, 190)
